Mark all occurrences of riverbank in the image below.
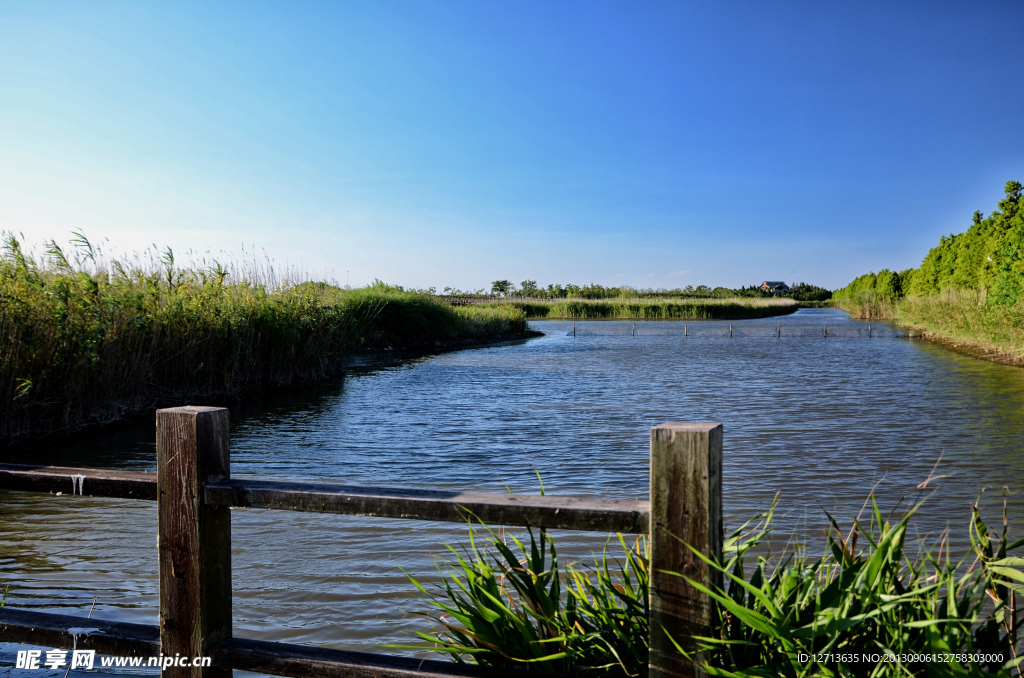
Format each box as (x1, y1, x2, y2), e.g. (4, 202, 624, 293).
(837, 290, 1024, 367)
(0, 246, 530, 443)
(475, 297, 797, 320)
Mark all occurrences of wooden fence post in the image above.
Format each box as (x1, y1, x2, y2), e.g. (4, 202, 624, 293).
(157, 406, 232, 678)
(649, 423, 723, 678)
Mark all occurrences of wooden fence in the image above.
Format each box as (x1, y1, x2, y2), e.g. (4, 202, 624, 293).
(0, 406, 722, 678)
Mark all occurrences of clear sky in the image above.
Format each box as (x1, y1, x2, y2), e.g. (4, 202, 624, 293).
(1, 2, 1021, 291)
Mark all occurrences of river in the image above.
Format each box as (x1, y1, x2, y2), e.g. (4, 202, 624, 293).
(2, 308, 1022, 674)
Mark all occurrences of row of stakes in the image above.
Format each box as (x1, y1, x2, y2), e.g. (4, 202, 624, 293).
(570, 321, 875, 338)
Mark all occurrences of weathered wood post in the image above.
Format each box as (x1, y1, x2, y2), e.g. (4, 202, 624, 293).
(157, 406, 232, 678)
(649, 423, 723, 678)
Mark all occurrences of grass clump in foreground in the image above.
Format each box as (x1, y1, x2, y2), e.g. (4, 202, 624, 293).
(406, 493, 1022, 676)
(398, 526, 650, 675)
(0, 234, 528, 443)
(687, 492, 1023, 677)
(478, 297, 798, 320)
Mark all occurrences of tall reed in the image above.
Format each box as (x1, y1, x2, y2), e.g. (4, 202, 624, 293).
(835, 289, 1024, 365)
(833, 290, 899, 320)
(0, 234, 527, 443)
(896, 289, 1024, 365)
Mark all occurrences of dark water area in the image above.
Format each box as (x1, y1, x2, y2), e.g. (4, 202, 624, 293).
(2, 308, 1023, 674)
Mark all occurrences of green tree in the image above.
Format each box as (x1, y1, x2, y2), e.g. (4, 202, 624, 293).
(490, 280, 512, 296)
(840, 179, 1023, 305)
(875, 269, 901, 298)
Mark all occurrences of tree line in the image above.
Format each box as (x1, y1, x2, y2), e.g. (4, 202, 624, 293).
(834, 180, 1024, 305)
(444, 280, 831, 302)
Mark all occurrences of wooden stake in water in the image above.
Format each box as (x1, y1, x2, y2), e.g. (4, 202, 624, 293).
(824, 323, 828, 338)
(684, 325, 687, 337)
(632, 322, 635, 337)
(729, 324, 732, 338)
(869, 323, 872, 338)
(777, 321, 781, 338)
(573, 321, 576, 337)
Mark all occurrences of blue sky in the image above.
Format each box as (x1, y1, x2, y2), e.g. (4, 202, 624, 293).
(1, 2, 1021, 290)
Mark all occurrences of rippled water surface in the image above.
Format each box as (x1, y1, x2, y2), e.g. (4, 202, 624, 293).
(3, 309, 1023, 672)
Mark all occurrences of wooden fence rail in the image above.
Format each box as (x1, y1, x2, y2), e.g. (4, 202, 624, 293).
(0, 468, 649, 533)
(0, 406, 722, 678)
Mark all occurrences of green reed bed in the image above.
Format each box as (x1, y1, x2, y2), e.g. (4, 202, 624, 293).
(836, 290, 1024, 365)
(0, 235, 527, 443)
(407, 492, 1022, 677)
(894, 290, 1024, 365)
(479, 297, 797, 320)
(834, 291, 900, 321)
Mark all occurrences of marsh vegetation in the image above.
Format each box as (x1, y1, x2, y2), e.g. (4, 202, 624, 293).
(0, 234, 528, 443)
